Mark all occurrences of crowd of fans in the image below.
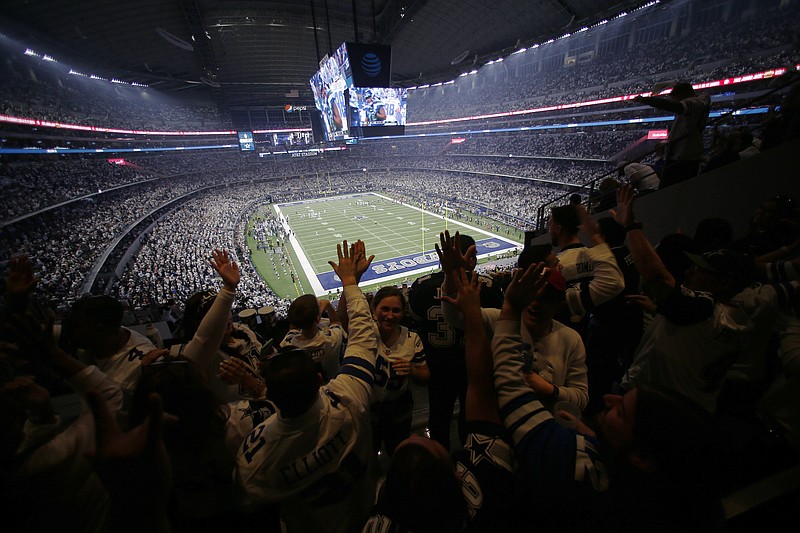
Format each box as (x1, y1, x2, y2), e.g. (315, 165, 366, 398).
(1, 0, 798, 529)
(406, 3, 800, 122)
(0, 159, 154, 220)
(0, 57, 232, 131)
(112, 188, 293, 318)
(1, 156, 593, 314)
(2, 173, 798, 530)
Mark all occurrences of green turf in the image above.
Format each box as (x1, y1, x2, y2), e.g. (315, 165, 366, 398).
(247, 192, 522, 297)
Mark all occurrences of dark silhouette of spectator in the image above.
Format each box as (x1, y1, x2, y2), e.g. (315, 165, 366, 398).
(634, 82, 710, 188)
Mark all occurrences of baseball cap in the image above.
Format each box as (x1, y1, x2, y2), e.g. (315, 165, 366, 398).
(624, 163, 657, 183)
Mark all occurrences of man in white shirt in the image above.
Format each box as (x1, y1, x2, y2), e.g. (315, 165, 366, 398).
(235, 240, 377, 533)
(64, 295, 158, 402)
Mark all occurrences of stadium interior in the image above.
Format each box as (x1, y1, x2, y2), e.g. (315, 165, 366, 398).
(1, 0, 798, 530)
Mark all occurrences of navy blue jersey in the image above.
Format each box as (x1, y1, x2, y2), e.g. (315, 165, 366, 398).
(408, 271, 504, 360)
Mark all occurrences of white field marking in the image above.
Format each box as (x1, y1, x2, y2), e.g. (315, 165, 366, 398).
(274, 203, 324, 294)
(278, 192, 522, 296)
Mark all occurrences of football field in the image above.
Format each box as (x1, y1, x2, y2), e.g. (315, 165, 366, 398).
(274, 192, 520, 295)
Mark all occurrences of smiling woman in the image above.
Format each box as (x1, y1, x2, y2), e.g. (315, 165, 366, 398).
(370, 286, 431, 456)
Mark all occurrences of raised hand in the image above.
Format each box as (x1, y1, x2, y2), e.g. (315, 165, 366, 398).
(576, 204, 603, 244)
(440, 267, 482, 316)
(502, 263, 548, 314)
(435, 230, 471, 273)
(352, 240, 374, 283)
(328, 240, 362, 287)
(210, 249, 240, 291)
(6, 255, 39, 297)
(218, 358, 265, 396)
(611, 184, 636, 228)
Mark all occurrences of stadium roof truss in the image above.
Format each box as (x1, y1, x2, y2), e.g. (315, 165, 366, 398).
(0, 0, 648, 110)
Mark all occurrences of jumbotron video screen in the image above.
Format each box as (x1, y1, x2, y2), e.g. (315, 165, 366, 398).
(348, 87, 408, 127)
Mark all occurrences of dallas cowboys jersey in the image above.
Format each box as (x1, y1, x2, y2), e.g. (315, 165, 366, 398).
(234, 285, 378, 533)
(281, 324, 345, 382)
(491, 319, 609, 492)
(81, 327, 156, 396)
(362, 422, 519, 533)
(373, 325, 426, 403)
(409, 271, 503, 359)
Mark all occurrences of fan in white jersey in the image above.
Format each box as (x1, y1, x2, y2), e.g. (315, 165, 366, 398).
(129, 249, 277, 530)
(281, 294, 345, 382)
(62, 294, 159, 408)
(234, 240, 379, 533)
(370, 286, 430, 456)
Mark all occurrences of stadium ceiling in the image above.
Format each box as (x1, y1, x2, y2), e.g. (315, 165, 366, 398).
(1, 0, 649, 110)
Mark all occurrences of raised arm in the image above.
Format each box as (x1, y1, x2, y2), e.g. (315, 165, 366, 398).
(321, 299, 341, 326)
(328, 240, 377, 407)
(180, 249, 240, 365)
(491, 267, 608, 490)
(564, 206, 625, 319)
(612, 184, 676, 302)
(334, 240, 374, 333)
(436, 230, 489, 330)
(492, 265, 549, 412)
(633, 94, 684, 114)
(441, 267, 501, 424)
(436, 230, 473, 298)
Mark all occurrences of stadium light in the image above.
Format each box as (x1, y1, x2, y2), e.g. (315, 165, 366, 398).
(512, 48, 527, 54)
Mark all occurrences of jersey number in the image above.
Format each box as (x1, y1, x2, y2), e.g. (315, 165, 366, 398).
(242, 425, 267, 464)
(427, 306, 456, 348)
(374, 356, 404, 391)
